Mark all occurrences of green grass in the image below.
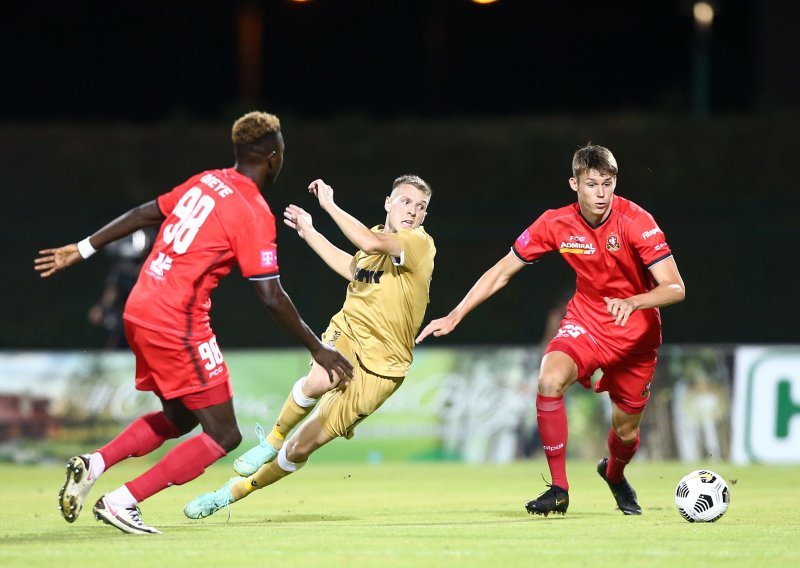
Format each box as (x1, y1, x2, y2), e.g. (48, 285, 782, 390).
(1, 460, 797, 567)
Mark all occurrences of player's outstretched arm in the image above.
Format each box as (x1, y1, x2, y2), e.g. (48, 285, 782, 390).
(283, 204, 354, 280)
(308, 178, 402, 257)
(34, 201, 164, 278)
(416, 251, 525, 343)
(604, 256, 686, 326)
(253, 278, 354, 382)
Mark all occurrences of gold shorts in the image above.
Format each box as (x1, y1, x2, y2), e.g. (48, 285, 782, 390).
(316, 326, 403, 439)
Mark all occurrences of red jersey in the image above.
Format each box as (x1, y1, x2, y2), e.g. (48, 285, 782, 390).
(513, 195, 672, 355)
(124, 168, 280, 339)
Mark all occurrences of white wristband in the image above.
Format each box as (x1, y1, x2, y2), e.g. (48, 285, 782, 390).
(77, 237, 97, 259)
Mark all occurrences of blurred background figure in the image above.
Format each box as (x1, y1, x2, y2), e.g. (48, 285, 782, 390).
(87, 229, 154, 349)
(671, 359, 728, 461)
(517, 288, 573, 459)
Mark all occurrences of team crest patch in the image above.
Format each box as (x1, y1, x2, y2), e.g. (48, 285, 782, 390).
(606, 233, 621, 252)
(326, 329, 341, 348)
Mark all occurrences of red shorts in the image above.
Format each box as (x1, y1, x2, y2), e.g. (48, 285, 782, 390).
(544, 320, 656, 414)
(177, 381, 233, 410)
(125, 320, 232, 408)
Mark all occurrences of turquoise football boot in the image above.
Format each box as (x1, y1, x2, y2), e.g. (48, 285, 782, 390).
(233, 423, 279, 476)
(183, 477, 240, 519)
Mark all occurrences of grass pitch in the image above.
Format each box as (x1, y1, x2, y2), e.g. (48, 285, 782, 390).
(1, 459, 797, 567)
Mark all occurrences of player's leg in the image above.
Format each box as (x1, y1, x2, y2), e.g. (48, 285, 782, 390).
(594, 358, 652, 515)
(525, 350, 579, 516)
(58, 407, 187, 524)
(276, 360, 349, 442)
(239, 416, 334, 497)
(234, 362, 337, 475)
(607, 401, 642, 480)
(186, 368, 401, 520)
(536, 350, 577, 491)
(94, 383, 236, 534)
(596, 403, 643, 515)
(123, 392, 239, 502)
(184, 410, 336, 519)
(58, 323, 189, 524)
(235, 326, 352, 475)
(94, 322, 198, 478)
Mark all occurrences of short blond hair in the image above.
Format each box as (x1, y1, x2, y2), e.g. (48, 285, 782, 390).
(231, 111, 281, 144)
(392, 174, 432, 196)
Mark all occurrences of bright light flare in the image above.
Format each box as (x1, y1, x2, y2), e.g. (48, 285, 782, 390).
(693, 2, 714, 27)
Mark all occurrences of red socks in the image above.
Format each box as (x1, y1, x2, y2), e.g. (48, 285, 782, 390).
(536, 394, 569, 491)
(606, 429, 639, 484)
(126, 433, 226, 502)
(97, 412, 180, 468)
(95, 412, 228, 503)
(536, 394, 640, 489)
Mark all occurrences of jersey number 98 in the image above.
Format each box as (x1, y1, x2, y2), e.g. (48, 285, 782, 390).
(198, 337, 224, 371)
(163, 187, 216, 254)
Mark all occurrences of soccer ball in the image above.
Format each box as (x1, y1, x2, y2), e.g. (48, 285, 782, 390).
(674, 469, 730, 522)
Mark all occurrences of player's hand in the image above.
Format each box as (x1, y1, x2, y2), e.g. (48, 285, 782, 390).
(283, 204, 314, 239)
(604, 296, 636, 326)
(308, 179, 335, 211)
(415, 315, 458, 344)
(311, 343, 354, 384)
(34, 244, 83, 278)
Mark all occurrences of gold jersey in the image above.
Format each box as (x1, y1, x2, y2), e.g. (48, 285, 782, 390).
(328, 225, 435, 378)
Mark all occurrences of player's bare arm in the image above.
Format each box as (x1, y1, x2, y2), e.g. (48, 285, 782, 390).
(35, 201, 164, 278)
(252, 277, 354, 382)
(283, 204, 354, 280)
(308, 179, 404, 257)
(416, 251, 525, 343)
(604, 256, 686, 326)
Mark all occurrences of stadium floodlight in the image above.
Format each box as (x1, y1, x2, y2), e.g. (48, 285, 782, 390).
(692, 1, 715, 117)
(693, 2, 715, 28)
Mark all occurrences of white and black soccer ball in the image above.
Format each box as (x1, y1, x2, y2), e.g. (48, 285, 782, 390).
(674, 469, 730, 522)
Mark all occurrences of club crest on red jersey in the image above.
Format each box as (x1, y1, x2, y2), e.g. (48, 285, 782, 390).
(606, 233, 621, 252)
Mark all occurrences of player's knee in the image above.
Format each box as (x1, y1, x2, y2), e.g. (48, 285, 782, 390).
(614, 424, 639, 444)
(294, 375, 325, 404)
(207, 427, 242, 453)
(277, 445, 307, 473)
(537, 372, 569, 396)
(304, 367, 337, 398)
(226, 428, 243, 452)
(284, 436, 312, 463)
